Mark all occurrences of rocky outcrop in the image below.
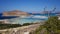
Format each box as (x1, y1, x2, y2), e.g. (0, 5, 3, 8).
(3, 10, 30, 16)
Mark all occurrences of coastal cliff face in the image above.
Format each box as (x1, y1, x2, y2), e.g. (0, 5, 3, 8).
(3, 10, 30, 16)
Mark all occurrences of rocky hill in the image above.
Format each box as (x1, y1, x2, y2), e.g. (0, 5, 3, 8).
(2, 10, 30, 16)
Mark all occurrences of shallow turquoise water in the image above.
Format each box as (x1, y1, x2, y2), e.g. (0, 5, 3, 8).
(1, 13, 57, 24)
(8, 16, 48, 24)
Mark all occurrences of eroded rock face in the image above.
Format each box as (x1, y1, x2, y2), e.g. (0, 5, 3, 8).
(3, 10, 30, 16)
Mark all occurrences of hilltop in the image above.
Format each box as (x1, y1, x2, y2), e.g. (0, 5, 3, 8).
(2, 10, 30, 16)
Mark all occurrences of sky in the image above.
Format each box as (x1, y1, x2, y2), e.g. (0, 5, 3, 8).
(0, 0, 60, 13)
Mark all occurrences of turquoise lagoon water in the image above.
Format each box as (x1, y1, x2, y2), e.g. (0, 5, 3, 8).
(0, 13, 57, 24)
(8, 18, 47, 24)
(8, 14, 57, 24)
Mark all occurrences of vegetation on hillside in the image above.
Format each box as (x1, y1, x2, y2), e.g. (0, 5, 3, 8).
(35, 16, 60, 34)
(23, 23, 33, 26)
(0, 23, 33, 30)
(0, 24, 22, 29)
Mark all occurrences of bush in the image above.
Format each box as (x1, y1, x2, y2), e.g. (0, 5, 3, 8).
(0, 24, 22, 29)
(23, 23, 33, 26)
(35, 16, 60, 34)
